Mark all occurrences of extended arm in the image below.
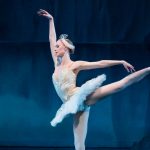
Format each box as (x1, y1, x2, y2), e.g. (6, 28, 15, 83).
(77, 60, 135, 73)
(38, 9, 57, 66)
(49, 16, 57, 64)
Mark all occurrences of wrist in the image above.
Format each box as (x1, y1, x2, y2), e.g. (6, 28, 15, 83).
(49, 17, 53, 21)
(120, 60, 125, 64)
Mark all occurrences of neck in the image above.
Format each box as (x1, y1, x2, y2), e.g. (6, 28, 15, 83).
(57, 51, 72, 67)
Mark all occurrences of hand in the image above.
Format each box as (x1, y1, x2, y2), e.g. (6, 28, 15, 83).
(122, 61, 135, 73)
(37, 9, 53, 20)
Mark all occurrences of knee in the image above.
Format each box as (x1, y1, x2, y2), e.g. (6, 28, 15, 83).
(115, 80, 127, 92)
(74, 141, 85, 150)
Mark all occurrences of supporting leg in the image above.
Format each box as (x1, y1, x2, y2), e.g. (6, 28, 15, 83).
(73, 108, 90, 150)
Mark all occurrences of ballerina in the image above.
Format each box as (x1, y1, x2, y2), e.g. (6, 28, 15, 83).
(37, 9, 150, 150)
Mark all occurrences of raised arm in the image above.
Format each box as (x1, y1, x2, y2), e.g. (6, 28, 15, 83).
(76, 60, 135, 73)
(37, 9, 57, 66)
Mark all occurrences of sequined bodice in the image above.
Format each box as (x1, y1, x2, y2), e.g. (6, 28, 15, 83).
(52, 68, 79, 102)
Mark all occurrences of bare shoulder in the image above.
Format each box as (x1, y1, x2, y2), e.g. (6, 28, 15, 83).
(71, 60, 82, 69)
(72, 60, 86, 69)
(71, 60, 83, 74)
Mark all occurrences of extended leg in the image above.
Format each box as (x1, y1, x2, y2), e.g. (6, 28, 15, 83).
(85, 67, 150, 105)
(73, 108, 90, 150)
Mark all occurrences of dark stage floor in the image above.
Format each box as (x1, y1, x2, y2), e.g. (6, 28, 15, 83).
(0, 147, 130, 150)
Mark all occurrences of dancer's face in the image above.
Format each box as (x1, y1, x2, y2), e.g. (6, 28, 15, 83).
(54, 40, 68, 57)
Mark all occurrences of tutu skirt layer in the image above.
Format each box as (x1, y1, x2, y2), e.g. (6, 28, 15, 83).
(50, 74, 106, 127)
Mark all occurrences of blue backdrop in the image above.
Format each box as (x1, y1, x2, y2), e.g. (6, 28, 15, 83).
(0, 0, 150, 148)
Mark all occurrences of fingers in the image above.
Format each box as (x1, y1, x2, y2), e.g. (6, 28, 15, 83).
(132, 66, 136, 72)
(37, 11, 42, 16)
(129, 64, 136, 72)
(124, 62, 135, 73)
(37, 9, 48, 16)
(124, 64, 135, 73)
(126, 66, 130, 73)
(39, 9, 48, 13)
(129, 67, 134, 73)
(37, 9, 53, 20)
(37, 11, 45, 15)
(128, 66, 136, 73)
(124, 65, 130, 73)
(37, 11, 43, 15)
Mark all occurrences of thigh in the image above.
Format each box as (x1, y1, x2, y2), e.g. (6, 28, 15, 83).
(85, 80, 123, 105)
(73, 108, 90, 144)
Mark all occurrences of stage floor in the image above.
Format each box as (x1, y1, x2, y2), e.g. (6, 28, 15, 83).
(0, 147, 130, 150)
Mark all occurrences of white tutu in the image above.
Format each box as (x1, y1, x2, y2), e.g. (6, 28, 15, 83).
(50, 74, 106, 127)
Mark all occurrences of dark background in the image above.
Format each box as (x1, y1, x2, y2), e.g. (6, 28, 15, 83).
(0, 0, 150, 148)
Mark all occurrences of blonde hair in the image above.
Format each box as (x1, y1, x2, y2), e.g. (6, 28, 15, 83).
(59, 34, 75, 54)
